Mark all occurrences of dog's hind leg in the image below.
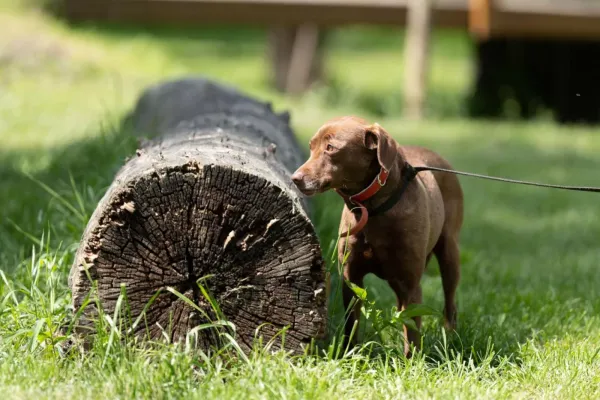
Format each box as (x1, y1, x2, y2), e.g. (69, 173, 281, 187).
(434, 234, 460, 330)
(388, 276, 423, 358)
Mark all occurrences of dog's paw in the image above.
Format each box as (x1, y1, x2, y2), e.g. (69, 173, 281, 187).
(443, 307, 458, 331)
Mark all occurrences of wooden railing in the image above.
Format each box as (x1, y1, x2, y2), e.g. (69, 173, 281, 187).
(63, 0, 468, 27)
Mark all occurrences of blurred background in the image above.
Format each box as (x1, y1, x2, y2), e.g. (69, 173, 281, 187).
(2, 0, 600, 358)
(54, 0, 600, 123)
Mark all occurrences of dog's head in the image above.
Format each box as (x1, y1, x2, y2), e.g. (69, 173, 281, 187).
(291, 116, 397, 196)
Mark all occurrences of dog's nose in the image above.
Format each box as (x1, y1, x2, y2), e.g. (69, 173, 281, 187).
(291, 170, 305, 187)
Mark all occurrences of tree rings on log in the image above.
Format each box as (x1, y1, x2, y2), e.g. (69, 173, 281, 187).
(70, 78, 326, 354)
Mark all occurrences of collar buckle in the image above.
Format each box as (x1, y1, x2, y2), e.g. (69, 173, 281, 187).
(377, 169, 388, 187)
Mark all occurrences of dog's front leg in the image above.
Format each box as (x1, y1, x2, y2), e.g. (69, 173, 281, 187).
(341, 268, 363, 348)
(338, 235, 370, 351)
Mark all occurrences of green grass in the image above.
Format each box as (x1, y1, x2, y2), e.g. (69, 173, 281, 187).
(2, 3, 600, 399)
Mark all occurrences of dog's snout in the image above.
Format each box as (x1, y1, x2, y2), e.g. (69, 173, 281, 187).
(291, 170, 305, 186)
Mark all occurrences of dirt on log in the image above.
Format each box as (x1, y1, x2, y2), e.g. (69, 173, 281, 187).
(69, 77, 326, 353)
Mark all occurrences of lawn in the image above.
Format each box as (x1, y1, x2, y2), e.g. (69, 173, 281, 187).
(1, 2, 600, 399)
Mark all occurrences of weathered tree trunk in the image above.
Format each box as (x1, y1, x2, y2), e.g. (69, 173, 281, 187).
(69, 77, 326, 353)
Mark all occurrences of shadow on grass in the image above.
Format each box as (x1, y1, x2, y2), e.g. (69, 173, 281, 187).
(0, 123, 138, 270)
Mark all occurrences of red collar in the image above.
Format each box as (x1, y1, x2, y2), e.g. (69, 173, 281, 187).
(348, 167, 389, 203)
(336, 167, 389, 237)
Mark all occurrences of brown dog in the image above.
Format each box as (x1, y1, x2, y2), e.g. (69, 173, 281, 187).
(291, 116, 463, 356)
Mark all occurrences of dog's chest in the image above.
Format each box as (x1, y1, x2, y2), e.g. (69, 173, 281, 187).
(357, 174, 445, 259)
(360, 226, 409, 262)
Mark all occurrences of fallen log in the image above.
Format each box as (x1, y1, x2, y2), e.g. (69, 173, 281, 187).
(69, 77, 326, 353)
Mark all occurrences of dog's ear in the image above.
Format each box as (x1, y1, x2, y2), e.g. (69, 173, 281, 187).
(364, 123, 397, 172)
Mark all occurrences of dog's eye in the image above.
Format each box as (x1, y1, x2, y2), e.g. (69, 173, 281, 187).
(326, 144, 335, 152)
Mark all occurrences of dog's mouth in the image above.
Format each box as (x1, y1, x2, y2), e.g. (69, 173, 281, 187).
(296, 182, 332, 197)
(299, 189, 318, 197)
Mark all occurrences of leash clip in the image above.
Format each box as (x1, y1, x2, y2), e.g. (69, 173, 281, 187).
(377, 167, 389, 187)
(377, 173, 386, 187)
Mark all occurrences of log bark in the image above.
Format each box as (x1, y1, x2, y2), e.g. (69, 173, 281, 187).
(69, 77, 326, 353)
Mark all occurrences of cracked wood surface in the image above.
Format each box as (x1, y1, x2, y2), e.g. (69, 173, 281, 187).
(69, 77, 326, 353)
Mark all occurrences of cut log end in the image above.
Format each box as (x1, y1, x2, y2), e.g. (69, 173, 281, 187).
(71, 159, 326, 353)
(71, 77, 326, 354)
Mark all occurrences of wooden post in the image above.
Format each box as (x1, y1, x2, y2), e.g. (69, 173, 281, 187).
(404, 0, 432, 120)
(469, 0, 495, 39)
(286, 23, 320, 95)
(268, 25, 324, 95)
(268, 26, 295, 93)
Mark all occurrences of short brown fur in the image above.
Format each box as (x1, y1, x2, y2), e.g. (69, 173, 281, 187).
(291, 116, 464, 356)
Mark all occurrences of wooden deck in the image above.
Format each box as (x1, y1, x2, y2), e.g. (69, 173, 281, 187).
(64, 0, 600, 39)
(471, 0, 600, 40)
(63, 0, 468, 27)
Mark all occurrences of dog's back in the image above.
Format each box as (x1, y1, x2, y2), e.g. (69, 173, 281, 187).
(401, 145, 464, 238)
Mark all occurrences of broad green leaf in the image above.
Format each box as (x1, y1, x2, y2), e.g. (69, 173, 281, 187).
(346, 281, 367, 301)
(402, 304, 441, 319)
(403, 318, 419, 332)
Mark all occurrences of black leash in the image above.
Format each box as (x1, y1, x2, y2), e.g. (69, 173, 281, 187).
(370, 162, 600, 217)
(414, 165, 600, 192)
